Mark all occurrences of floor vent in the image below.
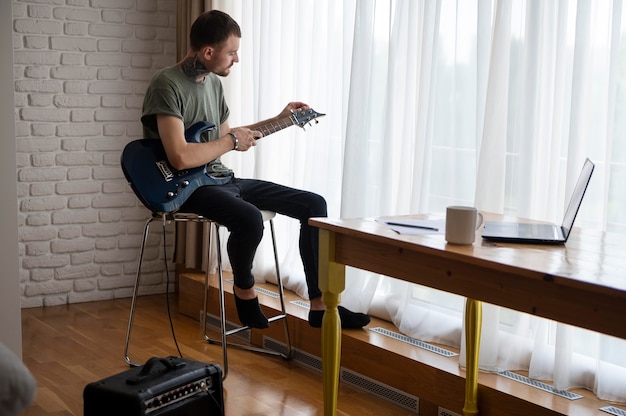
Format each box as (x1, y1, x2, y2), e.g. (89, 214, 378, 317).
(601, 406, 626, 416)
(264, 338, 419, 412)
(438, 407, 462, 416)
(226, 279, 279, 298)
(369, 327, 458, 357)
(498, 370, 583, 400)
(341, 368, 419, 413)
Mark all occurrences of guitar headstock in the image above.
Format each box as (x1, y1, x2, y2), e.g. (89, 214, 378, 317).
(291, 108, 325, 129)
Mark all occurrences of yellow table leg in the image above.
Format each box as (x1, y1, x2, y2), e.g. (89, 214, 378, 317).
(463, 299, 482, 416)
(318, 229, 345, 416)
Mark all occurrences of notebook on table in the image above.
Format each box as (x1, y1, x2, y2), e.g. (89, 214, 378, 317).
(481, 158, 594, 244)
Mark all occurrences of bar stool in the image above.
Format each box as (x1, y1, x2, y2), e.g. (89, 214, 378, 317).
(123, 212, 293, 376)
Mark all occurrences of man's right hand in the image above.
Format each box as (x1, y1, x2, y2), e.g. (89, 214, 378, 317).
(228, 127, 262, 151)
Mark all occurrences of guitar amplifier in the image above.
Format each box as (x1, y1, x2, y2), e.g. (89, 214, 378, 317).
(83, 357, 224, 416)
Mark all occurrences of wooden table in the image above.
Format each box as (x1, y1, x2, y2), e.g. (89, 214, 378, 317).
(309, 215, 626, 416)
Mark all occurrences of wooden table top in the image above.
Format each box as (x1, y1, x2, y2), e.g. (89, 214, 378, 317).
(310, 214, 626, 339)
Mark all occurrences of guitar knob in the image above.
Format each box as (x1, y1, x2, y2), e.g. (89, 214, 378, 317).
(182, 180, 189, 187)
(166, 191, 175, 199)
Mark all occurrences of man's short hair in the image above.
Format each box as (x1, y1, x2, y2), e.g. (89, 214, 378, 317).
(190, 10, 242, 51)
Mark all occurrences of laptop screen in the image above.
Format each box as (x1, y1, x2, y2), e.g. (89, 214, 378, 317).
(561, 158, 595, 237)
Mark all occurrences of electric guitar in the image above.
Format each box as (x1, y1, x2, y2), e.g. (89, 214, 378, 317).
(121, 108, 325, 214)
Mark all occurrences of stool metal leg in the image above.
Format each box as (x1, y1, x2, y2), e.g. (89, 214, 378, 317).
(126, 213, 218, 368)
(124, 216, 155, 367)
(202, 223, 231, 379)
(269, 218, 293, 360)
(203, 219, 292, 381)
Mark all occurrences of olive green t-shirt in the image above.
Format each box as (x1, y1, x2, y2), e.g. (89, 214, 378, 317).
(141, 66, 232, 176)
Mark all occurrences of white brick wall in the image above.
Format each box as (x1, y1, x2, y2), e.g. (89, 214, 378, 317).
(13, 0, 177, 307)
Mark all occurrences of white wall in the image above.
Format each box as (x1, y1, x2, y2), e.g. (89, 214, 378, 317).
(1, 1, 22, 357)
(13, 0, 177, 309)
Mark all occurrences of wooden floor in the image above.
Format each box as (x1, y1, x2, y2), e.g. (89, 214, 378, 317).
(20, 294, 416, 416)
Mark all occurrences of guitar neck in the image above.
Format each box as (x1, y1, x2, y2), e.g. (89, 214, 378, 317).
(256, 116, 294, 138)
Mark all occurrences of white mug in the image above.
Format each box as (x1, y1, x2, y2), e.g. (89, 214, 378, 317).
(445, 206, 483, 245)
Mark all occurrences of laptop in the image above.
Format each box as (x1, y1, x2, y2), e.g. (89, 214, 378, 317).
(481, 158, 595, 244)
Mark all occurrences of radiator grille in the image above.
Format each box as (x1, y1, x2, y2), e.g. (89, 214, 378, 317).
(369, 327, 458, 357)
(290, 299, 310, 309)
(600, 406, 626, 416)
(498, 370, 583, 400)
(263, 337, 291, 358)
(341, 368, 419, 412)
(438, 407, 462, 416)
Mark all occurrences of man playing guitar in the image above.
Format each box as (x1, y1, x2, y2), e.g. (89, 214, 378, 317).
(140, 10, 369, 330)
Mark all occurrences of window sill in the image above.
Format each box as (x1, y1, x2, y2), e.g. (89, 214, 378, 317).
(178, 271, 617, 416)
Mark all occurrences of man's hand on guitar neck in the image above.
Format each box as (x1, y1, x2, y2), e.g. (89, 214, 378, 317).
(243, 101, 311, 137)
(227, 126, 262, 152)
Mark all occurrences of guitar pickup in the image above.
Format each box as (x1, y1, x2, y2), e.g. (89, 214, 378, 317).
(156, 160, 174, 182)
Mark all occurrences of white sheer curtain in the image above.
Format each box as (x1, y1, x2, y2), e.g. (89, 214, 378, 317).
(212, 0, 626, 403)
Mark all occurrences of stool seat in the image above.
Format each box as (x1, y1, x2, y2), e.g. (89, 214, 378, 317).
(261, 210, 276, 221)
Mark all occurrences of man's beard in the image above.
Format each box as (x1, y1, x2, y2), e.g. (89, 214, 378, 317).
(215, 67, 231, 77)
(179, 54, 209, 79)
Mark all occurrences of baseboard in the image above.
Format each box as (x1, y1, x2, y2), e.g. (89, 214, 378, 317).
(178, 272, 617, 416)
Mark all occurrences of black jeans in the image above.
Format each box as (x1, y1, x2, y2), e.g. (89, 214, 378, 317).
(180, 178, 327, 300)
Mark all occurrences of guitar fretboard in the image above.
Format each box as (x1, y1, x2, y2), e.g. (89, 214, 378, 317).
(257, 116, 294, 137)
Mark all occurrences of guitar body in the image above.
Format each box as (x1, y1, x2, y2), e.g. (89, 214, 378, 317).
(121, 121, 218, 214)
(122, 108, 324, 214)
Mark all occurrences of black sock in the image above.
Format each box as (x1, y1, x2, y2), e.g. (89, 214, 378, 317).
(234, 294, 269, 329)
(308, 306, 370, 329)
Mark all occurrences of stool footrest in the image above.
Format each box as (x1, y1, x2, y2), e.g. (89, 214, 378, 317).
(217, 313, 288, 336)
